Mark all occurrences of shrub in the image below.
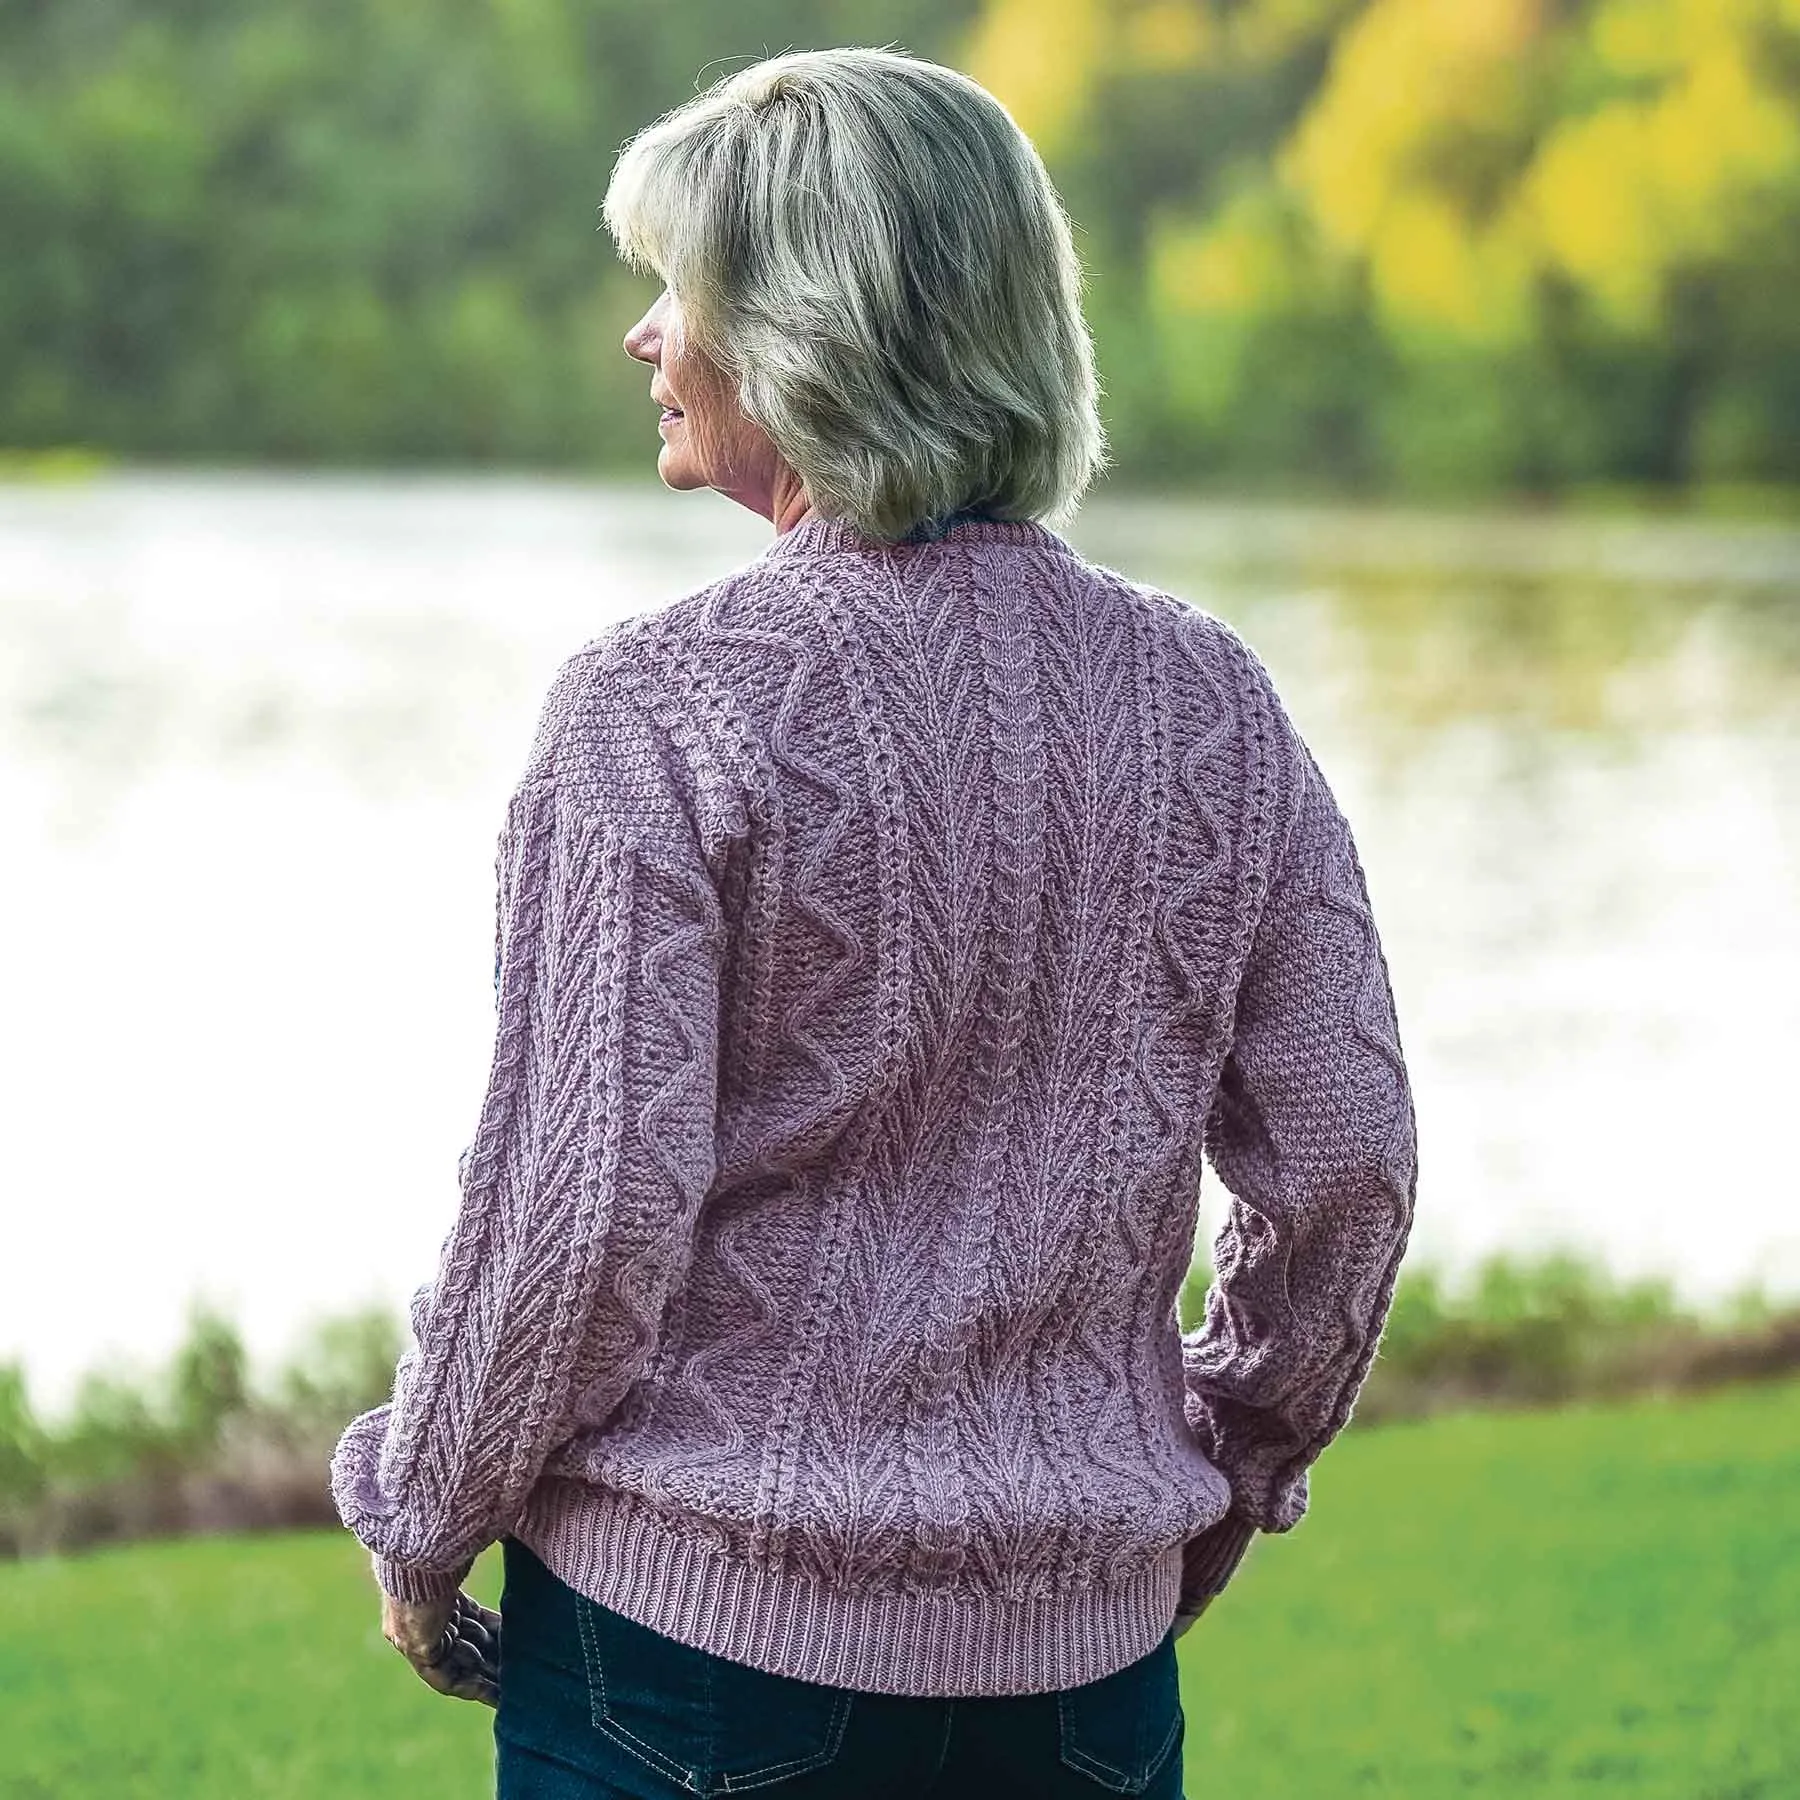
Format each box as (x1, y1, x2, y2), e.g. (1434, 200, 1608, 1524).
(3, 1253, 1795, 1562)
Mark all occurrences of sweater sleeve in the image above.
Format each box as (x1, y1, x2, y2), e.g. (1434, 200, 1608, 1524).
(1176, 724, 1418, 1610)
(329, 650, 728, 1602)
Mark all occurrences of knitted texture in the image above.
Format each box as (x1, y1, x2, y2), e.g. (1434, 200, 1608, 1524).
(330, 511, 1418, 1696)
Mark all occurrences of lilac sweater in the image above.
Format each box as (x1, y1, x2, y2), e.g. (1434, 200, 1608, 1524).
(330, 511, 1417, 1697)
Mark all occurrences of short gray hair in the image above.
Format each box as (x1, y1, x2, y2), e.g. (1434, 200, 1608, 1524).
(601, 45, 1111, 542)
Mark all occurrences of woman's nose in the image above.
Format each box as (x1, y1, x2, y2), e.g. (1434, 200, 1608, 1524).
(625, 291, 672, 362)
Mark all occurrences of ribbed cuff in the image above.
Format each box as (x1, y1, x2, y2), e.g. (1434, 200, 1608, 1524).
(1179, 1510, 1258, 1610)
(372, 1550, 475, 1604)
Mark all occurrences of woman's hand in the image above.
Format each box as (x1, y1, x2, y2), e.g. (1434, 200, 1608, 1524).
(381, 1589, 502, 1707)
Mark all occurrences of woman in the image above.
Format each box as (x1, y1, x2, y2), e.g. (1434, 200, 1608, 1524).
(332, 44, 1417, 1800)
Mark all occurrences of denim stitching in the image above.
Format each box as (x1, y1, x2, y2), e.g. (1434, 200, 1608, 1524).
(1057, 1687, 1137, 1792)
(1057, 1678, 1181, 1794)
(1148, 1708, 1182, 1778)
(576, 1598, 705, 1791)
(931, 1700, 957, 1781)
(573, 1598, 602, 1729)
(717, 1688, 854, 1792)
(701, 1636, 716, 1793)
(575, 1594, 851, 1796)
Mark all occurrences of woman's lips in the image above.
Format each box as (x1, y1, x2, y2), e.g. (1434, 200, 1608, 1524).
(659, 407, 684, 425)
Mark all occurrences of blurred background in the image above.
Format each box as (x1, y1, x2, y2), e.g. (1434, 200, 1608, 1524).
(2, 3, 1798, 1795)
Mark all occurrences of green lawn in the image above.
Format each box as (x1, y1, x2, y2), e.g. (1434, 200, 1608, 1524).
(2, 1379, 1796, 1798)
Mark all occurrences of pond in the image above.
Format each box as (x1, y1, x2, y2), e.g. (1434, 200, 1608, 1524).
(3, 473, 1796, 1408)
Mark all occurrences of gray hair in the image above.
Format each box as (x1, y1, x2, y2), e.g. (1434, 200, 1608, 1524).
(601, 45, 1111, 542)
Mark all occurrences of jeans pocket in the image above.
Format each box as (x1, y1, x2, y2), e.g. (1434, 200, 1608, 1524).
(1057, 1629, 1184, 1795)
(574, 1592, 855, 1794)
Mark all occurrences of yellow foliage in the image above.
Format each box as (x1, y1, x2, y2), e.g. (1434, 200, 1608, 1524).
(1275, 0, 1547, 338)
(1520, 107, 1660, 315)
(1225, 0, 1359, 62)
(1122, 1, 1216, 71)
(1368, 195, 1532, 341)
(1370, 197, 1479, 326)
(1519, 25, 1800, 325)
(1594, 0, 1789, 76)
(1591, 0, 1684, 77)
(960, 0, 1800, 347)
(960, 0, 1107, 160)
(1149, 195, 1300, 316)
(1649, 40, 1799, 222)
(1284, 0, 1545, 253)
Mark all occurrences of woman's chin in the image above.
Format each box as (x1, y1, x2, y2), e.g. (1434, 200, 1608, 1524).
(657, 451, 709, 492)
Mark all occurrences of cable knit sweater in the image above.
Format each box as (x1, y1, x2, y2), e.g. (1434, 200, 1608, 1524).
(330, 510, 1417, 1698)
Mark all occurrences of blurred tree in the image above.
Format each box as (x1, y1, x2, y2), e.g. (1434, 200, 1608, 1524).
(969, 0, 1800, 492)
(2, 0, 1797, 492)
(271, 1304, 407, 1444)
(168, 1304, 249, 1459)
(0, 1363, 48, 1555)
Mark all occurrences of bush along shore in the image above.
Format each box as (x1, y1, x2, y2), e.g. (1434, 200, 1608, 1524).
(4, 1252, 1796, 1562)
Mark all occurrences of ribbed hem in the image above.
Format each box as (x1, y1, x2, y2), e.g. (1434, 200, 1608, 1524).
(759, 512, 1072, 565)
(373, 1550, 474, 1604)
(1178, 1510, 1258, 1611)
(515, 1478, 1185, 1698)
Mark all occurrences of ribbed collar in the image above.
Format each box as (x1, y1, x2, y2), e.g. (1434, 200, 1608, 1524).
(757, 511, 1073, 564)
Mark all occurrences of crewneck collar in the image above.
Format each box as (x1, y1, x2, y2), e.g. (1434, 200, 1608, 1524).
(758, 511, 1072, 564)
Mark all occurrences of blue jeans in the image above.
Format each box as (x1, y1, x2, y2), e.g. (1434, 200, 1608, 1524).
(494, 1537, 1186, 1799)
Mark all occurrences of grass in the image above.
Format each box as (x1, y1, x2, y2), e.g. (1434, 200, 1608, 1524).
(0, 1531, 506, 1799)
(1181, 1377, 1800, 1796)
(2, 1379, 1796, 1799)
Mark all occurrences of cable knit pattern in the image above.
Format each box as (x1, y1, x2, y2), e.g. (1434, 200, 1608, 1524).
(330, 511, 1417, 1697)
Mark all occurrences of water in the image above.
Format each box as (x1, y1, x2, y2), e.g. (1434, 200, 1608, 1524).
(4, 472, 1797, 1411)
